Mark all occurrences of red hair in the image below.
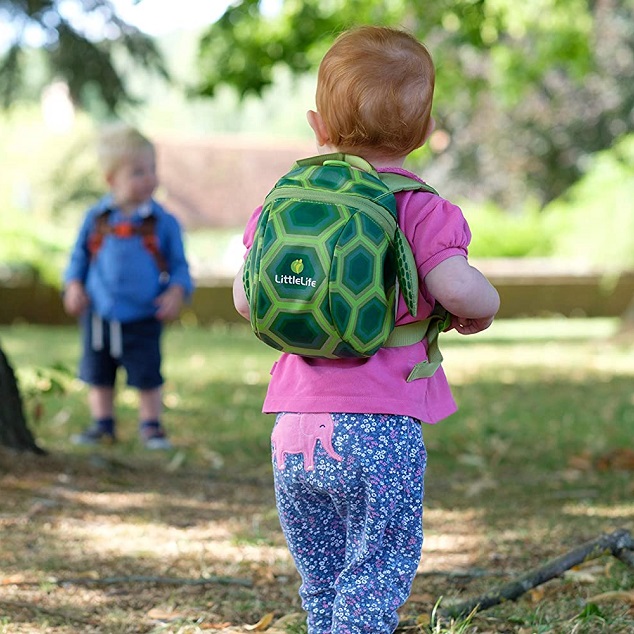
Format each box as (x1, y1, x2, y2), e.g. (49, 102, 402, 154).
(316, 26, 435, 158)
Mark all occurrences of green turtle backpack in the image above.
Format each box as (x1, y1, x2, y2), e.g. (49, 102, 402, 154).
(243, 153, 451, 380)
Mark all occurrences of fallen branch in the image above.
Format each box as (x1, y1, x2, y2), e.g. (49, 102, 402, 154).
(418, 568, 507, 579)
(9, 574, 253, 588)
(615, 548, 634, 568)
(436, 528, 634, 622)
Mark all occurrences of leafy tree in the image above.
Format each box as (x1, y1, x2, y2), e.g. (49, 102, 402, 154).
(0, 0, 168, 111)
(197, 0, 634, 208)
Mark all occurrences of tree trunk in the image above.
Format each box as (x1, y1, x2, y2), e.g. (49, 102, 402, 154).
(0, 344, 46, 454)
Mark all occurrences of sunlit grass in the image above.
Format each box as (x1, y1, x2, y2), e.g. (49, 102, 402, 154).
(1, 318, 632, 632)
(1, 318, 631, 469)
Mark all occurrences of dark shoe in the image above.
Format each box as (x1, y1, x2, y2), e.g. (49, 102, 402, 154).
(71, 424, 116, 446)
(140, 422, 172, 450)
(144, 436, 173, 450)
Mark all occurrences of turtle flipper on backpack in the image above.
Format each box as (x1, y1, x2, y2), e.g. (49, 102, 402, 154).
(393, 228, 419, 318)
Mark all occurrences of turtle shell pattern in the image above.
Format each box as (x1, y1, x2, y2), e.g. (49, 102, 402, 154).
(244, 160, 417, 358)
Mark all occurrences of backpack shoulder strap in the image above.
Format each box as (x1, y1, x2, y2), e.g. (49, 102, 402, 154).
(87, 209, 169, 281)
(380, 174, 450, 378)
(139, 214, 169, 280)
(380, 172, 439, 316)
(379, 172, 439, 196)
(294, 152, 379, 177)
(87, 209, 112, 258)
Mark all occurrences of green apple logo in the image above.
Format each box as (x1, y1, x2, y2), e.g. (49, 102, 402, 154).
(290, 259, 304, 274)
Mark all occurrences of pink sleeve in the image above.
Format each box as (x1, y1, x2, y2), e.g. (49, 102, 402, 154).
(243, 205, 263, 256)
(405, 195, 472, 278)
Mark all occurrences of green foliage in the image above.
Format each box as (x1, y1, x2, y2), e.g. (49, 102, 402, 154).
(0, 0, 168, 112)
(430, 599, 478, 633)
(195, 0, 598, 102)
(197, 0, 484, 99)
(443, 135, 634, 269)
(16, 363, 75, 430)
(198, 0, 634, 209)
(546, 134, 634, 272)
(0, 214, 73, 287)
(198, 1, 307, 99)
(0, 107, 103, 284)
(464, 202, 557, 258)
(577, 602, 605, 621)
(0, 106, 102, 219)
(487, 0, 593, 103)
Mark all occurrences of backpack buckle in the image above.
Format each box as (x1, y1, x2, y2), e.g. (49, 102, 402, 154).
(113, 222, 136, 238)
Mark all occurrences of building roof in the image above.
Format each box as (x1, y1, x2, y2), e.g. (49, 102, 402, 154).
(154, 135, 316, 230)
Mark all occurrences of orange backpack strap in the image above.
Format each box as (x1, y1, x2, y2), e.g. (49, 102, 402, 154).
(87, 209, 169, 282)
(139, 215, 170, 281)
(87, 209, 112, 258)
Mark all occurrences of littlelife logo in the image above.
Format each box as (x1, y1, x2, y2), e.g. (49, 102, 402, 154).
(274, 258, 317, 287)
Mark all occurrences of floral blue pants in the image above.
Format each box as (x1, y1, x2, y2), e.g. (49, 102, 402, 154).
(272, 412, 427, 634)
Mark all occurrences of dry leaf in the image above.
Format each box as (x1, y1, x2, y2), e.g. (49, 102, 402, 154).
(147, 608, 187, 622)
(595, 448, 634, 471)
(529, 586, 546, 603)
(416, 613, 431, 627)
(200, 622, 232, 630)
(409, 592, 436, 603)
(272, 613, 304, 628)
(244, 612, 274, 631)
(586, 591, 634, 605)
(2, 574, 26, 584)
(564, 569, 599, 584)
(251, 563, 276, 584)
(567, 451, 593, 471)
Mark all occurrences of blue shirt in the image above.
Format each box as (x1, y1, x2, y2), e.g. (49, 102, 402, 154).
(64, 196, 194, 323)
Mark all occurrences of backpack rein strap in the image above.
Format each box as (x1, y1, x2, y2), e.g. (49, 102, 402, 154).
(88, 209, 170, 282)
(379, 172, 452, 381)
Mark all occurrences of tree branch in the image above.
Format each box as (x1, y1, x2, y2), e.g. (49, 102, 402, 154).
(436, 528, 634, 622)
(8, 574, 253, 588)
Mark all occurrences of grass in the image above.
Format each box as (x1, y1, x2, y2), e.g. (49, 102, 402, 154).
(0, 318, 633, 633)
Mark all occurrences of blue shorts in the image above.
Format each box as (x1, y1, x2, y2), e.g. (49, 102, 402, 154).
(78, 313, 163, 389)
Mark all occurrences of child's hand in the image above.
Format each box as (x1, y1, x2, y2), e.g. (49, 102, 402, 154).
(155, 285, 185, 321)
(449, 315, 495, 335)
(63, 281, 89, 316)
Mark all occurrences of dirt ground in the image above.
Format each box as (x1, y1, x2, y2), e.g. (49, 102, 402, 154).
(1, 446, 633, 634)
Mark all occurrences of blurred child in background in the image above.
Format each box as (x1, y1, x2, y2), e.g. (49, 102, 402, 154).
(63, 123, 193, 450)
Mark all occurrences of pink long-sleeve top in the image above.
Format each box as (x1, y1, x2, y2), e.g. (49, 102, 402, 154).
(242, 167, 471, 424)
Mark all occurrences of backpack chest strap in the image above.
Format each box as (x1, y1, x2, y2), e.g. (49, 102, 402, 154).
(88, 211, 169, 278)
(384, 307, 451, 380)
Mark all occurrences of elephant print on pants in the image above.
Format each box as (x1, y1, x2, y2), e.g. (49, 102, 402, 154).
(272, 413, 343, 471)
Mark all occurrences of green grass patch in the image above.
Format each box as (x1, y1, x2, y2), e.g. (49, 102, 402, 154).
(0, 319, 632, 633)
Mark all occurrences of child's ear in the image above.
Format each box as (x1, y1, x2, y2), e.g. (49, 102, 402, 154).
(306, 110, 330, 147)
(421, 116, 436, 145)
